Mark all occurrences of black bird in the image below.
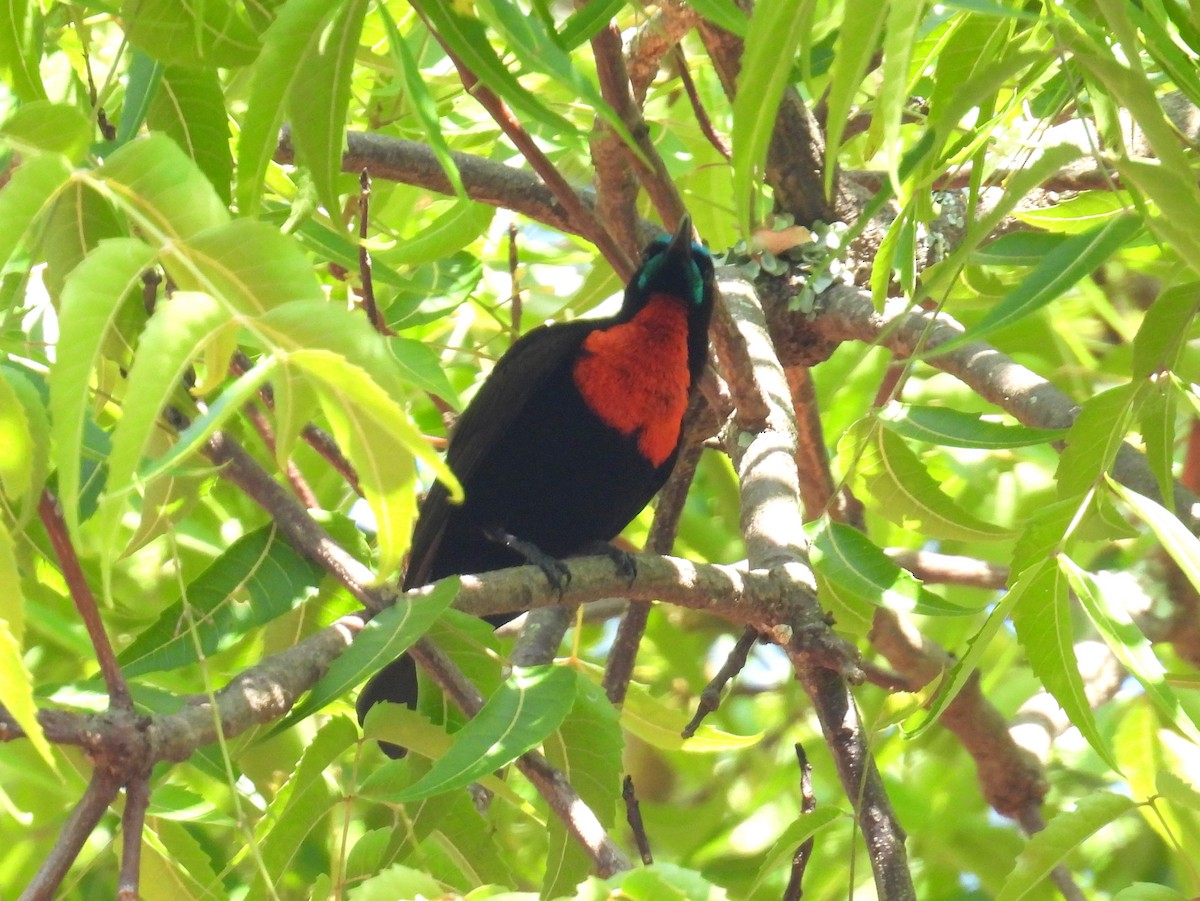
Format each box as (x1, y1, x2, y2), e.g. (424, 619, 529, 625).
(357, 215, 715, 756)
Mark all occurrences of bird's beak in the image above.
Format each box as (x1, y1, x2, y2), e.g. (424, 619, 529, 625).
(666, 214, 694, 262)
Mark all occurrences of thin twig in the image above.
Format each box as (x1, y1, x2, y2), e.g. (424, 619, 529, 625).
(508, 221, 522, 341)
(118, 775, 152, 901)
(682, 626, 758, 738)
(623, 776, 653, 865)
(19, 771, 120, 901)
(37, 490, 131, 710)
(782, 743, 816, 901)
(358, 169, 391, 335)
(242, 401, 320, 508)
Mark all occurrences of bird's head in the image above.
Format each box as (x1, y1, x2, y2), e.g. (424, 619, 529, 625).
(628, 214, 714, 314)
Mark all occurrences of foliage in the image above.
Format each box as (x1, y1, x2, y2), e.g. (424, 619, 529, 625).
(2, 0, 1200, 898)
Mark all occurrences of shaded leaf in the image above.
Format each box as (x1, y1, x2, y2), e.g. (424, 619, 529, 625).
(878, 401, 1066, 449)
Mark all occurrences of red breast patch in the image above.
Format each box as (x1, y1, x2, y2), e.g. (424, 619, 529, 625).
(572, 294, 692, 467)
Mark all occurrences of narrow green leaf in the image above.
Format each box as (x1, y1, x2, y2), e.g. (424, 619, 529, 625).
(1055, 383, 1141, 499)
(0, 0, 45, 101)
(119, 526, 324, 677)
(287, 0, 368, 217)
(997, 792, 1135, 900)
(676, 0, 748, 38)
(808, 519, 980, 619)
(1012, 560, 1119, 770)
(921, 144, 1082, 311)
(878, 401, 1066, 449)
(854, 425, 1011, 541)
(343, 865, 443, 901)
(907, 559, 1039, 738)
(1013, 190, 1135, 235)
(256, 716, 357, 894)
(1138, 378, 1177, 510)
(236, 0, 337, 213)
(542, 677, 623, 898)
(280, 577, 460, 731)
(1116, 159, 1200, 278)
(748, 808, 845, 896)
(378, 4, 465, 198)
(0, 523, 54, 768)
(283, 350, 420, 579)
(121, 0, 260, 68)
(1109, 478, 1200, 600)
(50, 238, 159, 536)
(98, 292, 231, 568)
(377, 665, 578, 802)
(476, 0, 644, 160)
(165, 218, 323, 317)
(147, 65, 234, 205)
(822, 0, 887, 200)
(0, 372, 34, 504)
(733, 0, 818, 235)
(1131, 281, 1200, 379)
(116, 50, 164, 147)
(954, 214, 1142, 348)
(409, 1, 576, 137)
(36, 181, 126, 302)
(1062, 557, 1200, 746)
(93, 135, 230, 242)
(559, 0, 630, 48)
(1, 101, 91, 160)
(0, 153, 73, 269)
(378, 200, 494, 269)
(140, 820, 225, 901)
(1112, 886, 1189, 901)
(877, 0, 925, 195)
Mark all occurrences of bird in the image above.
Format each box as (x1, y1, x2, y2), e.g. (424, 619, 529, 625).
(357, 215, 715, 757)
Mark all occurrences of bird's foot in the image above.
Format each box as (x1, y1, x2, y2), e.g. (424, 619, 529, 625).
(484, 526, 572, 595)
(578, 540, 637, 586)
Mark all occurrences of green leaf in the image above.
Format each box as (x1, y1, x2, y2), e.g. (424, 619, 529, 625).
(1055, 383, 1142, 499)
(821, 0, 887, 201)
(1131, 281, 1200, 379)
(119, 526, 322, 676)
(542, 676, 623, 899)
(236, 0, 338, 213)
(121, 0, 260, 68)
(1138, 377, 1177, 510)
(97, 291, 231, 569)
(255, 716, 358, 895)
(1013, 191, 1135, 234)
(287, 0, 368, 217)
(0, 522, 53, 768)
(140, 819, 225, 901)
(50, 238, 159, 537)
(1109, 478, 1200, 600)
(408, 1, 576, 138)
(577, 863, 732, 900)
(732, 0, 818, 235)
(748, 807, 845, 896)
(1062, 557, 1200, 746)
(0, 153, 73, 269)
(0, 0, 45, 102)
(344, 865, 444, 901)
(1, 101, 91, 160)
(1112, 886, 1189, 901)
(1115, 158, 1200, 278)
(851, 424, 1011, 541)
(558, 0, 630, 48)
(952, 214, 1143, 348)
(278, 577, 460, 731)
(476, 0, 643, 160)
(378, 200, 494, 269)
(1011, 559, 1119, 770)
(876, 0, 925, 195)
(374, 664, 578, 803)
(165, 218, 323, 317)
(808, 518, 980, 621)
(147, 65, 234, 205)
(997, 792, 1135, 900)
(907, 558, 1040, 738)
(93, 135, 230, 242)
(378, 4, 465, 198)
(116, 50, 163, 148)
(878, 401, 1066, 449)
(36, 180, 126, 302)
(0, 371, 34, 505)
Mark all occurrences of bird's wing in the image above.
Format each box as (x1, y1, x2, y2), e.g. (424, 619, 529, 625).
(403, 318, 600, 588)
